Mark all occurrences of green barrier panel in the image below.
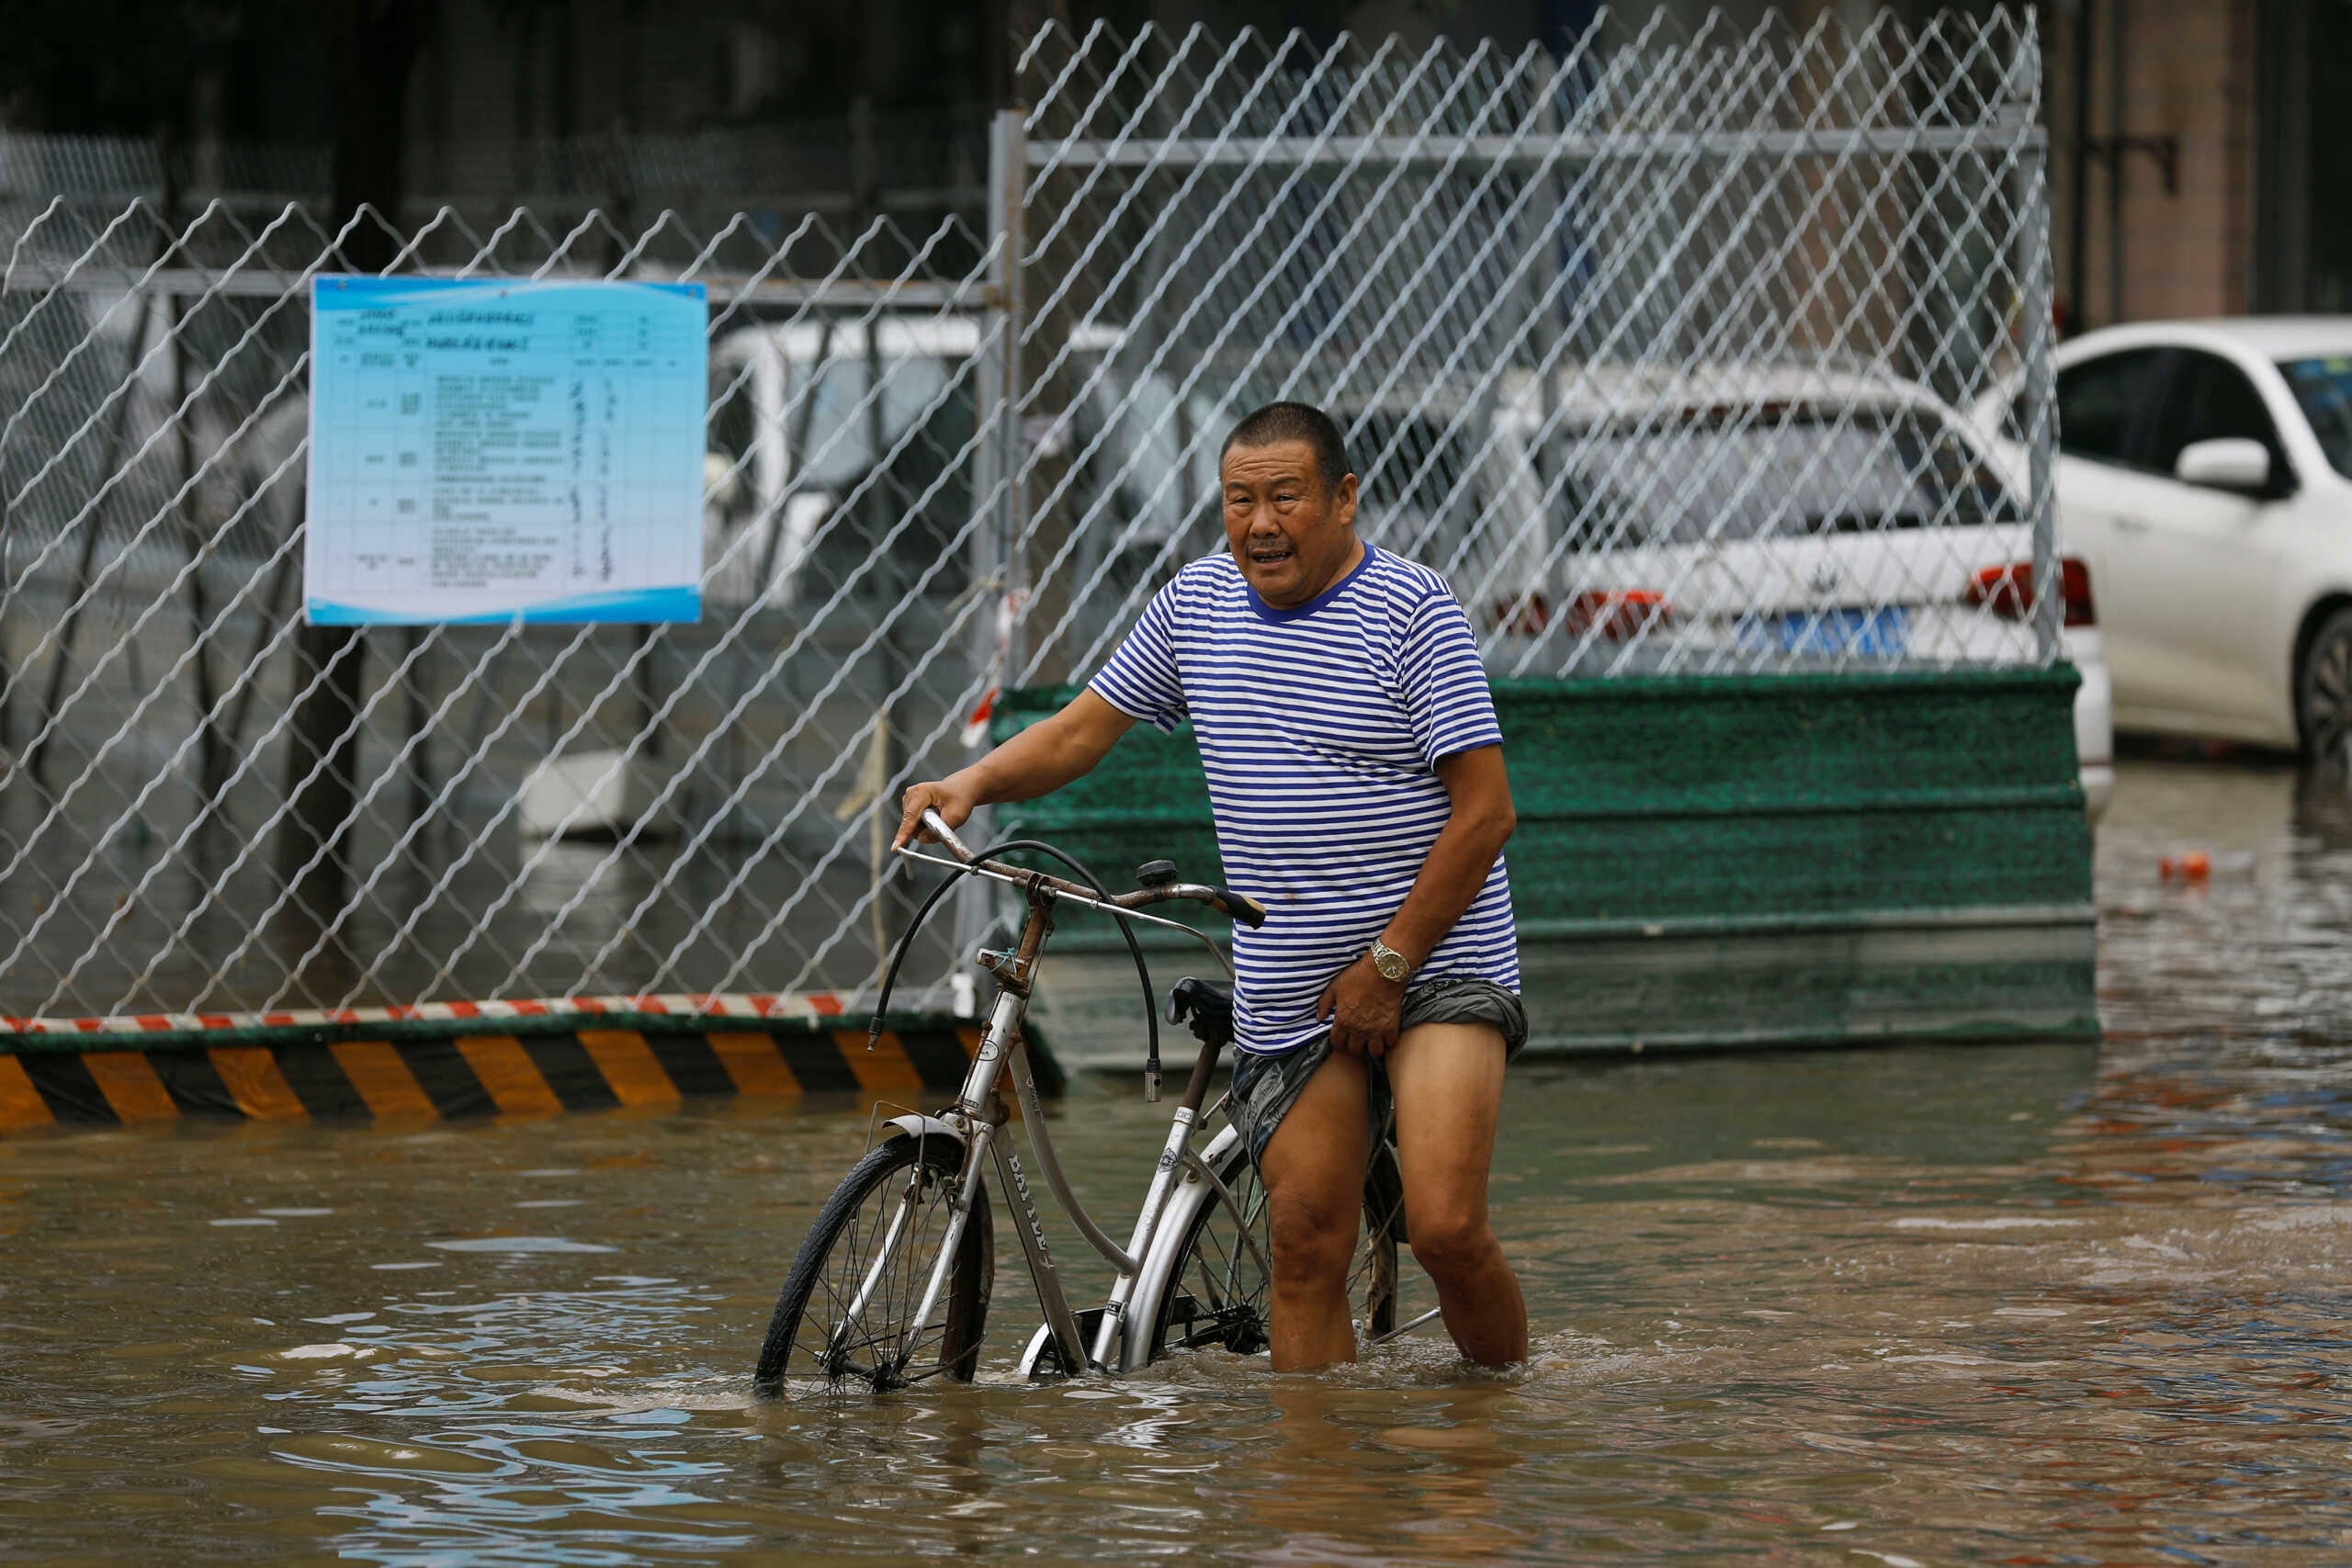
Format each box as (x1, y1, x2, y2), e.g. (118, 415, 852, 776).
(992, 670, 2097, 1059)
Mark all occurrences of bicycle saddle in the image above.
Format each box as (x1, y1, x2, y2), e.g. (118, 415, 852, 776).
(1164, 976, 1234, 1050)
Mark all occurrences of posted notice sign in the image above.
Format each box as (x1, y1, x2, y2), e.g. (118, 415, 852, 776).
(305, 276, 707, 625)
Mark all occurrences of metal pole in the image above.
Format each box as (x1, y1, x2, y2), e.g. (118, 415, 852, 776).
(2016, 28, 2063, 668)
(854, 94, 912, 978)
(170, 288, 231, 818)
(997, 108, 1028, 678)
(949, 108, 1026, 989)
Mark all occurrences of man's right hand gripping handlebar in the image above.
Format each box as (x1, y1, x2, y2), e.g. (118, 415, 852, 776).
(893, 782, 977, 855)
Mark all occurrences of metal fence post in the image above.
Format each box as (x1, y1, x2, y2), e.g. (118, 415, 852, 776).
(274, 200, 379, 964)
(167, 284, 230, 815)
(949, 107, 1029, 987)
(2012, 21, 2063, 667)
(997, 107, 1030, 681)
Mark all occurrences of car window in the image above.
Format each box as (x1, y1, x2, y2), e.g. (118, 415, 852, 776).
(1082, 371, 1218, 541)
(1559, 408, 2020, 547)
(2053, 347, 2163, 463)
(793, 353, 958, 488)
(2279, 355, 2352, 480)
(2143, 351, 2285, 479)
(707, 368, 755, 471)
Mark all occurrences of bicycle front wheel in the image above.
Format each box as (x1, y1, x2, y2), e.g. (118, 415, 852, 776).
(753, 1133, 993, 1396)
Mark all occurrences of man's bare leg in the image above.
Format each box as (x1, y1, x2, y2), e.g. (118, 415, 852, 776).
(1385, 1021, 1526, 1366)
(1256, 1049, 1373, 1371)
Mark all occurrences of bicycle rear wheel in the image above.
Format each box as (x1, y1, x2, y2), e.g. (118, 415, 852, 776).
(1148, 1134, 1407, 1362)
(753, 1133, 993, 1396)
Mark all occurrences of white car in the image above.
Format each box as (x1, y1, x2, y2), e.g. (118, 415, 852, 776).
(1346, 366, 2115, 816)
(1980, 319, 2352, 762)
(702, 317, 1214, 612)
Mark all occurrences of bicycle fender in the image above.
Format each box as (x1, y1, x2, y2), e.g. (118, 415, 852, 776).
(881, 1113, 967, 1153)
(1120, 1187, 1212, 1371)
(1117, 1124, 1248, 1371)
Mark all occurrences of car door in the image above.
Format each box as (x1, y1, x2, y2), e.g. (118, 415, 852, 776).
(2049, 347, 2166, 705)
(2096, 349, 2290, 732)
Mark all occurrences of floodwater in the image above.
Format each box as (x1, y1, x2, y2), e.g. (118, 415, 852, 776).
(7, 754, 2352, 1566)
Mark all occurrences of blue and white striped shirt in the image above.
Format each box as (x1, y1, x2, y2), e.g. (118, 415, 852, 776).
(1088, 545, 1518, 1056)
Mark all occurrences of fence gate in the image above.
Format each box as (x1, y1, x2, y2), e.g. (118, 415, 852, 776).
(0, 9, 2060, 1029)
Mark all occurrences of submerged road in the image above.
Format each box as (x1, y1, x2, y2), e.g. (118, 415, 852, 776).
(4, 753, 2351, 1565)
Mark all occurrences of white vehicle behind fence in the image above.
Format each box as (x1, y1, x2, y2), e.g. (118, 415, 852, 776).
(699, 334, 2112, 818)
(702, 317, 1219, 615)
(1344, 366, 2113, 818)
(1977, 319, 2352, 764)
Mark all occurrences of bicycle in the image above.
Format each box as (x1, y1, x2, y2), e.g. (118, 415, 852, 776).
(752, 808, 1432, 1394)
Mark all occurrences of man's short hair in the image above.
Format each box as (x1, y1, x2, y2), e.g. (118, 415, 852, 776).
(1221, 401, 1351, 493)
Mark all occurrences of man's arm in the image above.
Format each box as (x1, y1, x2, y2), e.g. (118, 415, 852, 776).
(1317, 743, 1517, 1057)
(892, 689, 1137, 850)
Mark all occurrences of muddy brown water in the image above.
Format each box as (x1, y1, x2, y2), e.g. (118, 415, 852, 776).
(7, 755, 2352, 1565)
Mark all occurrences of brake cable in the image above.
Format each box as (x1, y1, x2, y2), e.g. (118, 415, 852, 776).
(867, 835, 1163, 1100)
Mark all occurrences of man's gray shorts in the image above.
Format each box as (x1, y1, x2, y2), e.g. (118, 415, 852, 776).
(1226, 977, 1528, 1166)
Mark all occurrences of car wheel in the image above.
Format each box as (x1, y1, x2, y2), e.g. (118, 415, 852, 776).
(2298, 606, 2352, 770)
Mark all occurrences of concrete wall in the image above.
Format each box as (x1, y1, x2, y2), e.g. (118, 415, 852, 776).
(2044, 0, 2260, 328)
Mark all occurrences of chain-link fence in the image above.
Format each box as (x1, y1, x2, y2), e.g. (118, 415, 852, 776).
(0, 200, 1012, 1020)
(1, 111, 989, 274)
(1010, 8, 2057, 691)
(0, 7, 2057, 1022)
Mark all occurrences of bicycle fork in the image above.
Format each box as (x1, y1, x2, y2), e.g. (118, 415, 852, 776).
(844, 984, 1100, 1380)
(912, 1142, 1101, 1379)
(900, 1118, 994, 1368)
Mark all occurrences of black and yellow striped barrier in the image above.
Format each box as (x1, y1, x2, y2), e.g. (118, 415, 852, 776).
(0, 998, 1060, 1133)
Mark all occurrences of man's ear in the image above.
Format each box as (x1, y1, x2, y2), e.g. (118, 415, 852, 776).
(1332, 472, 1359, 525)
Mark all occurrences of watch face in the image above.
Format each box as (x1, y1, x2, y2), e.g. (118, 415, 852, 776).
(1374, 946, 1408, 981)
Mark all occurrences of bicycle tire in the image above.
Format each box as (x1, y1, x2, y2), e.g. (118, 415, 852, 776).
(1148, 1135, 1408, 1363)
(752, 1133, 993, 1396)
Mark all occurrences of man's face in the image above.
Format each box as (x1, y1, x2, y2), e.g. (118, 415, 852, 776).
(1220, 438, 1361, 608)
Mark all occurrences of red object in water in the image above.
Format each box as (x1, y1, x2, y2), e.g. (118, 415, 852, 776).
(2159, 852, 2212, 882)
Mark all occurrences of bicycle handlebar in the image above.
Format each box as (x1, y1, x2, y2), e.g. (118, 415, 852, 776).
(910, 808, 1266, 929)
(1132, 881, 1268, 930)
(917, 807, 978, 863)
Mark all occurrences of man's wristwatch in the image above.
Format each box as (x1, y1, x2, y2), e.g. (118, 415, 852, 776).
(1368, 938, 1412, 983)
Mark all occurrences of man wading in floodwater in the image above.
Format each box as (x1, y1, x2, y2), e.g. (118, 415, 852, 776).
(894, 402, 1527, 1370)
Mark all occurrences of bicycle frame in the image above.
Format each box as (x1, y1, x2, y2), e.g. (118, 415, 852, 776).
(869, 812, 1257, 1378)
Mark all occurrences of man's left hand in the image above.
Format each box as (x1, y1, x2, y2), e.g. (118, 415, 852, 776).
(1317, 954, 1406, 1058)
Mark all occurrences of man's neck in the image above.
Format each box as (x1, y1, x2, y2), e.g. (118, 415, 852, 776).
(1286, 537, 1366, 606)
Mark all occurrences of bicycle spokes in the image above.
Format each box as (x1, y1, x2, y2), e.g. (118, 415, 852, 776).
(797, 1159, 967, 1389)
